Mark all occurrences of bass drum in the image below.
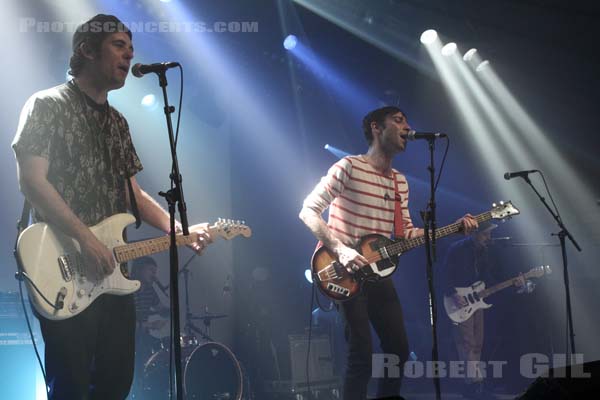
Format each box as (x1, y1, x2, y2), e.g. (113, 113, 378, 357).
(184, 342, 243, 400)
(141, 340, 197, 400)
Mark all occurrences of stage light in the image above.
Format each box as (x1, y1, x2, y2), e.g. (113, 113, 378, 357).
(141, 94, 157, 108)
(463, 48, 478, 62)
(420, 29, 438, 45)
(160, 0, 173, 3)
(441, 42, 457, 57)
(283, 34, 298, 50)
(476, 60, 490, 72)
(324, 143, 351, 159)
(304, 269, 313, 284)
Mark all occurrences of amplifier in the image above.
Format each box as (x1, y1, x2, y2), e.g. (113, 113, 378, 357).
(0, 291, 27, 319)
(288, 334, 335, 385)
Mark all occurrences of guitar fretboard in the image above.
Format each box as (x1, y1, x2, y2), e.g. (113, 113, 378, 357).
(113, 233, 198, 263)
(480, 268, 543, 298)
(382, 212, 492, 257)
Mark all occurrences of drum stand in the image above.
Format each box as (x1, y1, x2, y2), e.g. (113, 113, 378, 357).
(180, 256, 228, 342)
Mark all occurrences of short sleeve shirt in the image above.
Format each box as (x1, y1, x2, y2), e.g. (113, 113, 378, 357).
(12, 80, 143, 226)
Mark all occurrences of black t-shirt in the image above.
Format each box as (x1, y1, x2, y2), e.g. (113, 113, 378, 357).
(443, 237, 494, 295)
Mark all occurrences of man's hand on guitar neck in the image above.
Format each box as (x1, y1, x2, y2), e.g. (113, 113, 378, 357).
(457, 214, 478, 234)
(182, 222, 213, 255)
(334, 244, 369, 274)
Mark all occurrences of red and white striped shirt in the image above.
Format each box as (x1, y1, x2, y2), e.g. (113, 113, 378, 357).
(303, 155, 421, 246)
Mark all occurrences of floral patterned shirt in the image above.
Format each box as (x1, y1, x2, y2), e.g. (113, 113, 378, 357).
(12, 80, 143, 226)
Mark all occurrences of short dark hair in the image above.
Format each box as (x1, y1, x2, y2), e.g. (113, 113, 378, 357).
(68, 14, 132, 77)
(362, 106, 404, 145)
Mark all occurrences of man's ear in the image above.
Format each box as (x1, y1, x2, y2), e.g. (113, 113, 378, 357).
(78, 42, 96, 61)
(370, 121, 382, 139)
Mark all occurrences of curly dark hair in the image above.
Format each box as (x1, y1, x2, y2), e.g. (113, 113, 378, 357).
(361, 106, 404, 146)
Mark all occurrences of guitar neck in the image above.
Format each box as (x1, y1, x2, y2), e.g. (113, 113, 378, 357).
(113, 223, 231, 263)
(113, 232, 199, 263)
(384, 211, 493, 256)
(480, 269, 537, 298)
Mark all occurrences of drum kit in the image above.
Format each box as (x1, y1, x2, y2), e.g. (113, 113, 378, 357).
(139, 256, 248, 400)
(142, 313, 245, 400)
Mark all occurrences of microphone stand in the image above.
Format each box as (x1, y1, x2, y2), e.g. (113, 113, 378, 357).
(154, 68, 189, 400)
(421, 137, 441, 400)
(518, 174, 581, 359)
(180, 255, 213, 341)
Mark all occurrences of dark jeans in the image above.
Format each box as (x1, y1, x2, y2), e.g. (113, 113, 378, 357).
(39, 294, 136, 400)
(338, 278, 409, 400)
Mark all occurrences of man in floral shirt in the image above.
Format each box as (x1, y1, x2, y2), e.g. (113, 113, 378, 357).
(13, 14, 211, 399)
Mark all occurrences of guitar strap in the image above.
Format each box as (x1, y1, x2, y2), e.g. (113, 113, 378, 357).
(13, 198, 31, 272)
(392, 172, 405, 239)
(127, 177, 142, 229)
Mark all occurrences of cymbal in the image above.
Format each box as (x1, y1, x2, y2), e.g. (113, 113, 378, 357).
(190, 313, 228, 320)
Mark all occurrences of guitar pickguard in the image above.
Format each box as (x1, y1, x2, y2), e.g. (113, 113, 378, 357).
(365, 236, 398, 278)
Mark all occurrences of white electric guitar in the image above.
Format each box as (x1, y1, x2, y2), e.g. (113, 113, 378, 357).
(444, 265, 551, 324)
(16, 213, 251, 320)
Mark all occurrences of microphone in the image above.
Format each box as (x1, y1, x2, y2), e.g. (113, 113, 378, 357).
(405, 130, 447, 140)
(503, 170, 538, 180)
(491, 237, 511, 241)
(131, 62, 180, 77)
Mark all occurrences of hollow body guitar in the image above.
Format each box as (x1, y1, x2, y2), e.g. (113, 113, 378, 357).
(311, 201, 519, 301)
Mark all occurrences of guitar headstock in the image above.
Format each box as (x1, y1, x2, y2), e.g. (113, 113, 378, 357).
(527, 265, 552, 278)
(490, 200, 520, 220)
(211, 218, 252, 240)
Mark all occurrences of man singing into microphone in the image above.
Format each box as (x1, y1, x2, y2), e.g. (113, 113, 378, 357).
(12, 14, 211, 399)
(299, 106, 478, 400)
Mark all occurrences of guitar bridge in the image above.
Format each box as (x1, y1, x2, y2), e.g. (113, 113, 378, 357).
(318, 262, 343, 282)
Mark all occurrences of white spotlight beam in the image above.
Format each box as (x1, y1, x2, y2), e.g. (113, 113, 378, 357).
(423, 40, 546, 243)
(293, 0, 436, 77)
(478, 66, 600, 240)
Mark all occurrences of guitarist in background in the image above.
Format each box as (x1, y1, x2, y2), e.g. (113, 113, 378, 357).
(299, 106, 478, 400)
(12, 14, 211, 399)
(443, 221, 530, 399)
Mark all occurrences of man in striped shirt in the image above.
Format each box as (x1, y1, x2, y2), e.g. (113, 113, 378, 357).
(300, 106, 477, 400)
